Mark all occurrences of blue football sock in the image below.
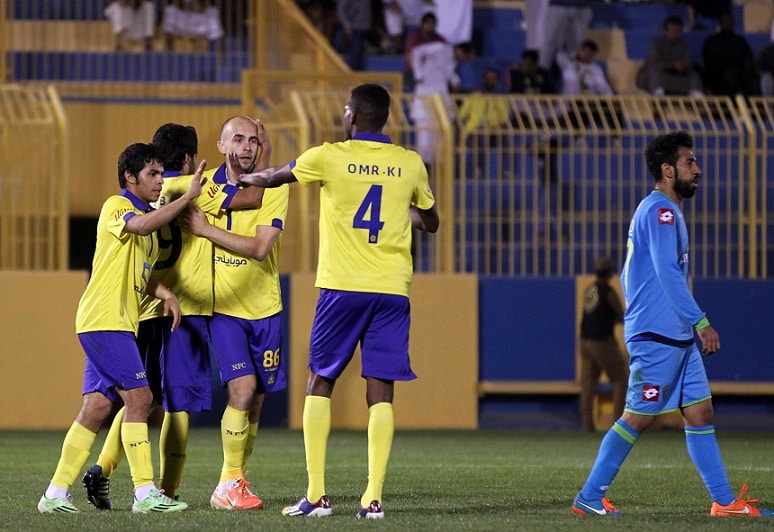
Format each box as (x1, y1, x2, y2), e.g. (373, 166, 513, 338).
(685, 424, 734, 506)
(580, 419, 639, 500)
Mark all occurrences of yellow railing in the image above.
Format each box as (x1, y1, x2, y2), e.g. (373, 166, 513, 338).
(451, 94, 759, 278)
(0, 0, 7, 83)
(253, 0, 349, 74)
(0, 84, 68, 269)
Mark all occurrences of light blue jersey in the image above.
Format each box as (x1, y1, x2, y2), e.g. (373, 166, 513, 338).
(621, 190, 705, 343)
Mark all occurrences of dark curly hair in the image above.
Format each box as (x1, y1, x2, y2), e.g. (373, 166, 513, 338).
(644, 131, 693, 182)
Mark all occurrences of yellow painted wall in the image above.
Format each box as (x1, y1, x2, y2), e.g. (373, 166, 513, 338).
(0, 271, 88, 429)
(64, 101, 242, 217)
(289, 273, 479, 430)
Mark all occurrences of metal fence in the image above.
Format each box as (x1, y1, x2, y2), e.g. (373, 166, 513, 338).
(0, 84, 68, 269)
(451, 94, 758, 279)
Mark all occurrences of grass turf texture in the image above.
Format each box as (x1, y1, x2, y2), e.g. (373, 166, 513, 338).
(4, 428, 773, 530)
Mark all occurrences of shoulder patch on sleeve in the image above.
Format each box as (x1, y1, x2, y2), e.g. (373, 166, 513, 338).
(658, 208, 675, 225)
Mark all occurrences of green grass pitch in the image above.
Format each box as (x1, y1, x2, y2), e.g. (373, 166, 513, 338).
(3, 427, 773, 530)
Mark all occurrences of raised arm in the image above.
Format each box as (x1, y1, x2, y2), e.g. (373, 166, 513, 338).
(126, 160, 207, 236)
(238, 163, 297, 188)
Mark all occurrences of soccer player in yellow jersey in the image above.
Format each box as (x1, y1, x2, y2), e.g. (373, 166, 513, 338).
(238, 83, 440, 519)
(178, 117, 289, 511)
(82, 119, 270, 509)
(38, 143, 205, 514)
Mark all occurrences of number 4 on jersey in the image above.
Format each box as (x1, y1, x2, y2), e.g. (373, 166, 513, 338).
(353, 184, 385, 243)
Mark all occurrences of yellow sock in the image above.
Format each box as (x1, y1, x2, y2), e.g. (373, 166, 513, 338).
(361, 402, 394, 507)
(303, 395, 331, 503)
(121, 421, 153, 490)
(96, 406, 125, 478)
(159, 411, 189, 497)
(51, 422, 97, 490)
(243, 422, 259, 470)
(219, 405, 249, 483)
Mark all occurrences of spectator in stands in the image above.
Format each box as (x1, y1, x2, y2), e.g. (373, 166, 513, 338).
(404, 12, 446, 92)
(578, 256, 628, 432)
(104, 0, 156, 51)
(411, 40, 460, 166)
(525, 0, 550, 53)
(453, 42, 478, 93)
(297, 0, 339, 45)
(755, 43, 774, 97)
(684, 0, 731, 31)
(539, 0, 594, 76)
(557, 39, 613, 96)
(701, 11, 757, 97)
(558, 39, 622, 133)
(509, 49, 556, 94)
(383, 0, 435, 53)
(481, 67, 504, 94)
(336, 0, 373, 70)
(435, 0, 473, 46)
(636, 16, 704, 97)
(162, 0, 225, 52)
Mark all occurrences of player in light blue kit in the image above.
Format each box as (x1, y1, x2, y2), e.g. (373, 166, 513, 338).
(572, 131, 773, 518)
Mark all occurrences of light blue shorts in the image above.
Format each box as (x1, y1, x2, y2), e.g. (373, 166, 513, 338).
(624, 340, 712, 415)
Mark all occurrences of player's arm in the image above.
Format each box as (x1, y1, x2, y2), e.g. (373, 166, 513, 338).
(178, 205, 280, 261)
(410, 204, 439, 233)
(229, 119, 273, 209)
(145, 278, 182, 331)
(126, 160, 207, 236)
(238, 162, 297, 188)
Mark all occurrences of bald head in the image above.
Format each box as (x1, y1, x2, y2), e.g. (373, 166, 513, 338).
(217, 116, 260, 174)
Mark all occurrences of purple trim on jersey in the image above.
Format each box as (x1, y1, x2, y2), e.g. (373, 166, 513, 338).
(163, 170, 183, 178)
(120, 188, 151, 211)
(79, 331, 149, 402)
(352, 132, 391, 144)
(309, 289, 416, 381)
(271, 218, 283, 229)
(211, 163, 241, 209)
(289, 160, 297, 170)
(209, 312, 287, 393)
(160, 315, 212, 412)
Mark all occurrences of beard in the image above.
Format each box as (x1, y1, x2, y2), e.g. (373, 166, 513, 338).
(673, 175, 696, 199)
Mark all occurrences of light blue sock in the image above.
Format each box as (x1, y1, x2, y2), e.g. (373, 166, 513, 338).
(580, 419, 639, 500)
(685, 424, 734, 506)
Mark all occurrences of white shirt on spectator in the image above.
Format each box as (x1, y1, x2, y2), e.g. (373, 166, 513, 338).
(557, 51, 613, 95)
(104, 0, 155, 40)
(435, 0, 472, 45)
(163, 2, 224, 41)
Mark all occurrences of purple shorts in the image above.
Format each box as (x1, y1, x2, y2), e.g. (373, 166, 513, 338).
(209, 312, 287, 393)
(79, 331, 149, 402)
(309, 289, 416, 381)
(137, 318, 164, 404)
(136, 316, 212, 412)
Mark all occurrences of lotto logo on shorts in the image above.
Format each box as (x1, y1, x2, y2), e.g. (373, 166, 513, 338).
(642, 384, 660, 402)
(658, 208, 675, 225)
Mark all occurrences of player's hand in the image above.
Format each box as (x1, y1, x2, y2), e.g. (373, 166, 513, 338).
(226, 152, 243, 178)
(177, 205, 209, 236)
(163, 294, 182, 331)
(697, 325, 720, 355)
(252, 118, 272, 152)
(185, 159, 207, 200)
